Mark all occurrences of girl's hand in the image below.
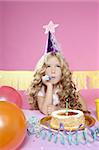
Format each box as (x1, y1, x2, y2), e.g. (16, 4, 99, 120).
(42, 75, 52, 86)
(83, 110, 91, 115)
(47, 104, 56, 115)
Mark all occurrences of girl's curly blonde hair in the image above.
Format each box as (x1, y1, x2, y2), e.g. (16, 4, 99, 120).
(28, 52, 82, 110)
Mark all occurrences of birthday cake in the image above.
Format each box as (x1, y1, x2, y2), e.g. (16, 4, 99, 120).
(50, 109, 85, 131)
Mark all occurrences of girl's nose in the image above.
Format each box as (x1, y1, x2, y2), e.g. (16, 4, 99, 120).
(51, 67, 55, 73)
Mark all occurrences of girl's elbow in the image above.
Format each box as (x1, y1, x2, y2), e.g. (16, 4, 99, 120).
(40, 108, 48, 115)
(39, 105, 48, 115)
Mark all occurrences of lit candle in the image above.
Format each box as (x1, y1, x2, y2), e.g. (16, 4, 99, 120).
(65, 100, 68, 115)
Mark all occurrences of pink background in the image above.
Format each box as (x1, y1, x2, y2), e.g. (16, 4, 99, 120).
(0, 0, 99, 71)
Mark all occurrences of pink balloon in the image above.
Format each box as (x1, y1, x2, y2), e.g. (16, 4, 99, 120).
(0, 86, 23, 108)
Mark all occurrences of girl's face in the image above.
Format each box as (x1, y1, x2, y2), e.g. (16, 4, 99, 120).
(45, 56, 62, 85)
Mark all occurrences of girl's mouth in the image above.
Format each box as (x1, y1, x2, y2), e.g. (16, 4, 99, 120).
(51, 77, 55, 79)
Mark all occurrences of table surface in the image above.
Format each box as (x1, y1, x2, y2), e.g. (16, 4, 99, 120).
(19, 109, 99, 150)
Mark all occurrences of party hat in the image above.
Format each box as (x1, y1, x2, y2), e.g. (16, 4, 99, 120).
(43, 21, 60, 53)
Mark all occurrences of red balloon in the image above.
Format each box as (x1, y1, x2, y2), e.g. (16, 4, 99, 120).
(0, 101, 27, 150)
(0, 86, 23, 107)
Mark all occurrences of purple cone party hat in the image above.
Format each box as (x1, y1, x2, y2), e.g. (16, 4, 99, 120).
(43, 21, 60, 53)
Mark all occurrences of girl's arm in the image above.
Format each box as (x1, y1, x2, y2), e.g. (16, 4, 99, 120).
(77, 92, 91, 114)
(78, 93, 87, 110)
(37, 83, 53, 115)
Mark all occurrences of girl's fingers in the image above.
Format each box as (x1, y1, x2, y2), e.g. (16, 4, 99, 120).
(47, 106, 52, 115)
(47, 105, 55, 115)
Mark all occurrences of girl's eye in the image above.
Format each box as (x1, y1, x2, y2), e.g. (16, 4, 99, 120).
(56, 65, 61, 68)
(47, 65, 51, 68)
